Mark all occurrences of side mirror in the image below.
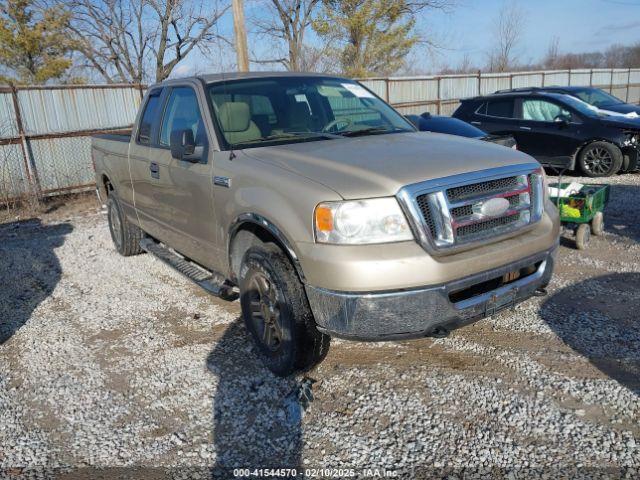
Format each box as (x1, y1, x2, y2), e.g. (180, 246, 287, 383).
(554, 114, 570, 126)
(170, 129, 196, 160)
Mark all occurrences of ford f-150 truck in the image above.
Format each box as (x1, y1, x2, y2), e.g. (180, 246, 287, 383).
(93, 72, 560, 376)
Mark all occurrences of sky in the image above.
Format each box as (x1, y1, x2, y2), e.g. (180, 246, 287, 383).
(172, 0, 640, 77)
(421, 0, 640, 70)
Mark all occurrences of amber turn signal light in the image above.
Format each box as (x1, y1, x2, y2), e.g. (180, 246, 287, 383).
(315, 205, 334, 232)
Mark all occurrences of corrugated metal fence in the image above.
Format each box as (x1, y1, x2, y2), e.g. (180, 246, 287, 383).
(1, 68, 639, 201)
(0, 84, 144, 203)
(360, 67, 640, 116)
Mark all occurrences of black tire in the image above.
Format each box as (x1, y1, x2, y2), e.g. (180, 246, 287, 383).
(239, 243, 330, 376)
(578, 141, 623, 177)
(107, 195, 144, 256)
(575, 223, 591, 250)
(591, 211, 605, 236)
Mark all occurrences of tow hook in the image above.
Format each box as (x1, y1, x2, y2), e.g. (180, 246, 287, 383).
(533, 287, 548, 297)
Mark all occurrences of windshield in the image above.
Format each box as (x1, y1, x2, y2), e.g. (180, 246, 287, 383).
(558, 94, 606, 117)
(208, 77, 414, 149)
(571, 88, 624, 107)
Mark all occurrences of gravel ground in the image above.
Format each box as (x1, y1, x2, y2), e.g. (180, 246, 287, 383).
(1, 174, 639, 478)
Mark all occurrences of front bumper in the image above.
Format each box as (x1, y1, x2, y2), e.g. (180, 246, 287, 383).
(305, 244, 557, 341)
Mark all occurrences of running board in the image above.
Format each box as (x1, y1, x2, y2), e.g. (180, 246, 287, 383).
(140, 238, 238, 300)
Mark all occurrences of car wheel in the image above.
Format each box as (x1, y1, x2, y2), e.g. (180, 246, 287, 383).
(575, 223, 591, 250)
(591, 211, 605, 236)
(239, 243, 330, 377)
(106, 195, 144, 256)
(578, 141, 623, 177)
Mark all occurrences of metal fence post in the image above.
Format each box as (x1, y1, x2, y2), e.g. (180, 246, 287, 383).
(10, 85, 41, 196)
(436, 76, 441, 114)
(477, 70, 481, 96)
(627, 67, 632, 103)
(610, 69, 614, 93)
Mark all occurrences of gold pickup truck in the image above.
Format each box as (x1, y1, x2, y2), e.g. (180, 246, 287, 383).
(93, 72, 559, 376)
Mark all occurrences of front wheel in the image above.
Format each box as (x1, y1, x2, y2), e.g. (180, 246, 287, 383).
(578, 141, 623, 177)
(239, 244, 330, 376)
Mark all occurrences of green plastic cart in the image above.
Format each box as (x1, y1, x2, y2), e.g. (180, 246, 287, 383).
(548, 182, 610, 250)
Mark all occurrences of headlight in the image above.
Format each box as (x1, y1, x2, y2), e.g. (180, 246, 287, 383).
(530, 167, 547, 217)
(314, 198, 413, 244)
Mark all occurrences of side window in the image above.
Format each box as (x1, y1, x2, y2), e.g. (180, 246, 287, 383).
(137, 90, 162, 144)
(522, 99, 570, 122)
(485, 98, 515, 118)
(160, 87, 206, 146)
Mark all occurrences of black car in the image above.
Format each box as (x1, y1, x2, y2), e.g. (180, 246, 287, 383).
(453, 91, 640, 177)
(496, 86, 640, 116)
(405, 112, 517, 148)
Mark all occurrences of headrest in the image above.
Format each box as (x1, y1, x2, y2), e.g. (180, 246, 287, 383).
(218, 102, 251, 132)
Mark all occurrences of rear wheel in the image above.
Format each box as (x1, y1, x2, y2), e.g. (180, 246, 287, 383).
(575, 223, 591, 250)
(239, 243, 330, 376)
(591, 211, 605, 236)
(578, 141, 623, 177)
(107, 195, 144, 256)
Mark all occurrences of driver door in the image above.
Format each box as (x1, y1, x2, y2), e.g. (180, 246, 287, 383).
(149, 85, 220, 268)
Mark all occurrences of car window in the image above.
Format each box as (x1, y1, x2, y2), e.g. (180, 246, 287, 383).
(137, 90, 162, 144)
(522, 99, 571, 122)
(160, 87, 206, 147)
(483, 99, 515, 118)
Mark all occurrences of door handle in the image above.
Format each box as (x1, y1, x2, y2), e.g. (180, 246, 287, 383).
(519, 126, 532, 131)
(471, 121, 482, 125)
(149, 161, 160, 179)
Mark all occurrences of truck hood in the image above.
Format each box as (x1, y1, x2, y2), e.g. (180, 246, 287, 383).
(242, 132, 538, 199)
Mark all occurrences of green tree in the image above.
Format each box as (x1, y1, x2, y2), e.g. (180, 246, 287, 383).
(0, 0, 74, 84)
(313, 0, 418, 77)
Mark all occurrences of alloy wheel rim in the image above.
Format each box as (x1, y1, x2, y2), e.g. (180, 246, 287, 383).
(109, 204, 123, 249)
(584, 147, 613, 175)
(248, 273, 283, 352)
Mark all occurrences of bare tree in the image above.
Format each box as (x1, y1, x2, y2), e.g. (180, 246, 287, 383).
(252, 0, 321, 71)
(542, 36, 560, 69)
(486, 2, 525, 72)
(57, 0, 230, 83)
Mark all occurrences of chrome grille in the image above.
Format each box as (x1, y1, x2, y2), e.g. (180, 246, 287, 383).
(456, 214, 520, 241)
(397, 165, 545, 254)
(415, 194, 438, 238)
(447, 176, 520, 201)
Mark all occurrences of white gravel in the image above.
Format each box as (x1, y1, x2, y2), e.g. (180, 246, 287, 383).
(1, 172, 639, 478)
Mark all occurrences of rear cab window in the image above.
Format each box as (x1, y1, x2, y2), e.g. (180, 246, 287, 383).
(137, 89, 162, 145)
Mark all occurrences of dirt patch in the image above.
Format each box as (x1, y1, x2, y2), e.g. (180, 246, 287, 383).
(0, 191, 101, 225)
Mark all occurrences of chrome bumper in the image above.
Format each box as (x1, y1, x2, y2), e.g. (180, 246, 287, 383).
(305, 244, 557, 341)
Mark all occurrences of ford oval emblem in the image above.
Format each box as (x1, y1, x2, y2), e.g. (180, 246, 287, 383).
(473, 197, 510, 217)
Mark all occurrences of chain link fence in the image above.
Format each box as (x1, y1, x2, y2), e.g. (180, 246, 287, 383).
(0, 84, 143, 203)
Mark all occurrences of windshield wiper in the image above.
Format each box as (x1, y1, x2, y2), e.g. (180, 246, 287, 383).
(230, 131, 342, 147)
(337, 127, 406, 137)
